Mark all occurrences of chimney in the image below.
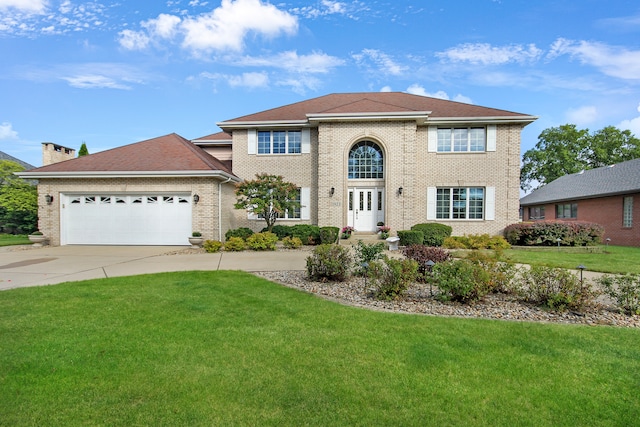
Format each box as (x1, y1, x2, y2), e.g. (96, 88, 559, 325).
(42, 142, 76, 166)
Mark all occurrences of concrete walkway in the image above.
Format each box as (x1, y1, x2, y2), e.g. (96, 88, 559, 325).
(0, 245, 311, 291)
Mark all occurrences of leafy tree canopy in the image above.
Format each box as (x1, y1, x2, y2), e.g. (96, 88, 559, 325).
(521, 124, 640, 192)
(78, 142, 89, 157)
(234, 173, 300, 232)
(0, 160, 37, 234)
(0, 160, 25, 186)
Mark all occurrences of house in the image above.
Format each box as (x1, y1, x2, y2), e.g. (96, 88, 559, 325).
(18, 92, 536, 246)
(0, 151, 35, 170)
(520, 158, 640, 247)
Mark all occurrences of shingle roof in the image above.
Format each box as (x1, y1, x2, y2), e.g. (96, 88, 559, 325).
(520, 158, 640, 205)
(191, 131, 232, 143)
(218, 92, 533, 124)
(25, 133, 234, 174)
(0, 151, 35, 170)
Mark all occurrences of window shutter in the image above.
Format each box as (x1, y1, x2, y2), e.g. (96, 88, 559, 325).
(486, 125, 496, 152)
(300, 187, 310, 220)
(485, 186, 495, 220)
(247, 208, 259, 220)
(301, 129, 311, 154)
(247, 129, 257, 154)
(428, 126, 437, 152)
(427, 187, 437, 220)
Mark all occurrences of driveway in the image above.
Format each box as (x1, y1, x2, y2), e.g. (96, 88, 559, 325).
(0, 245, 309, 291)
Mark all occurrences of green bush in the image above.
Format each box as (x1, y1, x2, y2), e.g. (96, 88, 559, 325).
(411, 223, 452, 246)
(225, 227, 254, 241)
(397, 230, 423, 246)
(503, 221, 604, 246)
(401, 245, 451, 281)
(353, 240, 385, 275)
(246, 232, 278, 251)
(319, 226, 340, 244)
(433, 260, 492, 303)
(597, 274, 640, 315)
(291, 224, 321, 245)
(282, 236, 303, 249)
(224, 236, 246, 252)
(443, 234, 511, 250)
(306, 244, 352, 281)
(203, 240, 223, 253)
(465, 251, 519, 294)
(370, 257, 419, 301)
(263, 225, 293, 239)
(519, 266, 598, 311)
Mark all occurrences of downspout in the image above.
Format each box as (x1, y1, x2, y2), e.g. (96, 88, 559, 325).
(218, 177, 233, 241)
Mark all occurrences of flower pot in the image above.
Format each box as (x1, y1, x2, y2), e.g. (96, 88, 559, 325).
(188, 236, 204, 248)
(28, 234, 47, 247)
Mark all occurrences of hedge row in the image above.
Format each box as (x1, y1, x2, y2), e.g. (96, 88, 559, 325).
(504, 221, 604, 247)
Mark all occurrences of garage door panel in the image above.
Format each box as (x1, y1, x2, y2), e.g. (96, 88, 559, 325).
(62, 194, 192, 245)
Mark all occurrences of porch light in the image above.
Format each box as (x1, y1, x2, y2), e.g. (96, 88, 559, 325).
(193, 194, 200, 204)
(398, 187, 403, 195)
(45, 194, 54, 205)
(330, 187, 335, 196)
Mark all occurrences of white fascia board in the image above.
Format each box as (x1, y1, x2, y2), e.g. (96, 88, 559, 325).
(426, 115, 538, 125)
(306, 111, 432, 124)
(16, 170, 241, 181)
(217, 120, 310, 130)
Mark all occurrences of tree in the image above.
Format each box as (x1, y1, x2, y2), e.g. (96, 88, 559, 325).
(521, 124, 640, 192)
(78, 142, 89, 157)
(234, 173, 300, 232)
(0, 160, 38, 234)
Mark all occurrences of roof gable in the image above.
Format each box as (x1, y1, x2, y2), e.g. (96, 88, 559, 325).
(26, 133, 233, 174)
(521, 158, 640, 205)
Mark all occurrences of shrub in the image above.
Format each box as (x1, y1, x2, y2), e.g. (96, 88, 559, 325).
(203, 240, 223, 253)
(246, 232, 278, 251)
(443, 234, 511, 250)
(319, 226, 340, 244)
(282, 236, 303, 249)
(397, 230, 423, 246)
(306, 244, 352, 281)
(291, 224, 321, 245)
(401, 245, 451, 280)
(519, 265, 598, 311)
(267, 225, 294, 239)
(597, 274, 640, 315)
(465, 251, 519, 294)
(503, 221, 604, 246)
(191, 231, 202, 237)
(224, 236, 246, 252)
(411, 223, 452, 246)
(225, 227, 254, 241)
(432, 260, 492, 303)
(353, 240, 385, 275)
(370, 257, 419, 301)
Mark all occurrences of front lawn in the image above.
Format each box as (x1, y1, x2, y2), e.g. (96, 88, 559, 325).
(1, 271, 639, 426)
(0, 233, 30, 247)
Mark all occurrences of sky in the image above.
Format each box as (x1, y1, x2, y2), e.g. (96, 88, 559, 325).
(1, 0, 640, 168)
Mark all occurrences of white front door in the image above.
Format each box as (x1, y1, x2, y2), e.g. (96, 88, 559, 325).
(347, 187, 384, 232)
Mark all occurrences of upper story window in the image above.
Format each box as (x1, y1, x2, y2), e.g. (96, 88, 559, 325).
(556, 203, 577, 219)
(348, 141, 384, 179)
(437, 127, 486, 152)
(528, 206, 545, 220)
(258, 130, 301, 154)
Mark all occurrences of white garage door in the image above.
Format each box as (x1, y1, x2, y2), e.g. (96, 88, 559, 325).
(61, 194, 193, 245)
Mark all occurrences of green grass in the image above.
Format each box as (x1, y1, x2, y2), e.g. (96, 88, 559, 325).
(501, 245, 640, 274)
(0, 234, 30, 246)
(1, 271, 639, 426)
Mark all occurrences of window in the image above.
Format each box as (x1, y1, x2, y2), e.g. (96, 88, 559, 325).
(556, 203, 577, 219)
(257, 130, 302, 154)
(528, 206, 545, 220)
(436, 187, 485, 220)
(348, 141, 384, 179)
(623, 196, 633, 228)
(437, 127, 486, 152)
(280, 189, 301, 219)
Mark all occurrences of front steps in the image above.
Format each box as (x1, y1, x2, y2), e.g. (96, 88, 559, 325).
(338, 232, 386, 246)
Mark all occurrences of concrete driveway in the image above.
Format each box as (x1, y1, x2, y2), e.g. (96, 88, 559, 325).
(0, 245, 309, 291)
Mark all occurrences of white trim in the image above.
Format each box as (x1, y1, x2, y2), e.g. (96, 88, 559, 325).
(427, 187, 437, 220)
(300, 187, 310, 220)
(428, 126, 437, 152)
(485, 186, 495, 220)
(301, 129, 311, 154)
(247, 128, 257, 154)
(486, 125, 497, 152)
(17, 170, 240, 180)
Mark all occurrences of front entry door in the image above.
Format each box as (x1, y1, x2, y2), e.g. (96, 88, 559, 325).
(348, 187, 383, 232)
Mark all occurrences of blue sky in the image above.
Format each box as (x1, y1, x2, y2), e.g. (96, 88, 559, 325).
(1, 0, 639, 168)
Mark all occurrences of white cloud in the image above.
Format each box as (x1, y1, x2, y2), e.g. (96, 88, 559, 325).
(0, 122, 18, 139)
(62, 74, 132, 89)
(548, 38, 640, 80)
(142, 13, 181, 39)
(437, 43, 543, 65)
(406, 84, 472, 103)
(566, 105, 598, 126)
(352, 49, 406, 76)
(118, 29, 150, 50)
(617, 103, 640, 135)
(0, 0, 46, 13)
(236, 50, 344, 73)
(379, 86, 392, 92)
(291, 0, 358, 19)
(227, 72, 269, 88)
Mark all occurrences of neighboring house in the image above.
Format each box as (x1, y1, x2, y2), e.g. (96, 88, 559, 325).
(520, 158, 640, 247)
(18, 92, 536, 246)
(0, 151, 35, 170)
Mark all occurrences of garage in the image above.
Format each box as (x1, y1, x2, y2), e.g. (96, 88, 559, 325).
(61, 194, 192, 245)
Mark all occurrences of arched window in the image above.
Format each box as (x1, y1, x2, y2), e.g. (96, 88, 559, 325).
(348, 141, 384, 179)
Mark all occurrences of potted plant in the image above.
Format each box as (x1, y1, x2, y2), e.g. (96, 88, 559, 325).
(28, 231, 47, 247)
(378, 225, 391, 239)
(340, 226, 354, 239)
(188, 231, 204, 248)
